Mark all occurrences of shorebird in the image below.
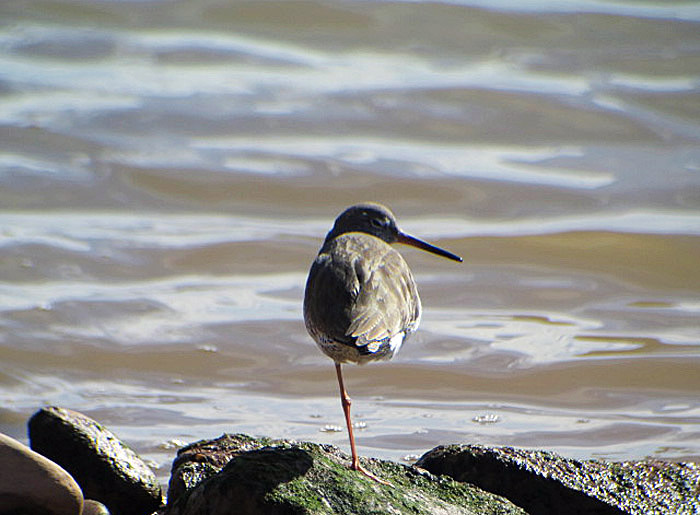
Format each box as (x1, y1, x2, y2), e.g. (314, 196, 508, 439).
(303, 203, 462, 482)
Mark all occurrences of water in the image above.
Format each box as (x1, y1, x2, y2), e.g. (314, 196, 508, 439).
(1, 0, 699, 488)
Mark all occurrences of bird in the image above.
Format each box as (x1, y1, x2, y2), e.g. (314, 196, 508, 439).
(303, 202, 462, 482)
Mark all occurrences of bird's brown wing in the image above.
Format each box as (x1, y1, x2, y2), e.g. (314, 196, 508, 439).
(345, 245, 419, 347)
(303, 233, 420, 350)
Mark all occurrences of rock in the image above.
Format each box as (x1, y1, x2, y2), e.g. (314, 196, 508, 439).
(162, 433, 526, 515)
(0, 432, 83, 515)
(28, 406, 163, 515)
(166, 433, 267, 503)
(415, 444, 700, 515)
(83, 499, 111, 515)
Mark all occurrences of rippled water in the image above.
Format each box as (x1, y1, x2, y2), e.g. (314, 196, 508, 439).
(1, 0, 699, 487)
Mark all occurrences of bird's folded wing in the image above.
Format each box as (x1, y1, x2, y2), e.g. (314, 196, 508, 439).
(346, 249, 419, 346)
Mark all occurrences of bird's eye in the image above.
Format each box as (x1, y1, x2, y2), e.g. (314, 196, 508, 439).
(370, 218, 383, 228)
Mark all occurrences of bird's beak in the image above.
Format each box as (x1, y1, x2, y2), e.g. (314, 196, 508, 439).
(397, 232, 463, 262)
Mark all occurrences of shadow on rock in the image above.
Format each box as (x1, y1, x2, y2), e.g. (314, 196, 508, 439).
(168, 446, 314, 515)
(222, 446, 315, 490)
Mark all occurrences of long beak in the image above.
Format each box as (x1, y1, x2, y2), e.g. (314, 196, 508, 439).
(397, 232, 463, 262)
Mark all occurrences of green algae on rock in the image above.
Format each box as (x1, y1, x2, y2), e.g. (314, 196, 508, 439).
(164, 434, 526, 515)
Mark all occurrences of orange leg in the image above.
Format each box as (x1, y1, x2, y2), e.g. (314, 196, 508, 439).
(335, 363, 389, 485)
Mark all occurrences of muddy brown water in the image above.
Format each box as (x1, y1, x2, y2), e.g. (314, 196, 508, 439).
(1, 0, 699, 487)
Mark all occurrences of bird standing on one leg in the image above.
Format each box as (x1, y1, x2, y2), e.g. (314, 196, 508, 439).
(303, 203, 462, 482)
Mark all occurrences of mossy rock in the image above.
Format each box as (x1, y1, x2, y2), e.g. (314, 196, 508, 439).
(416, 444, 700, 515)
(164, 434, 526, 515)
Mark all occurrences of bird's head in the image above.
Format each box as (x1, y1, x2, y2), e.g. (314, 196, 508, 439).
(326, 203, 400, 244)
(324, 203, 463, 262)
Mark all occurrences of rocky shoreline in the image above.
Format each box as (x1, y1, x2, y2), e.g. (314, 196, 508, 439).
(2, 406, 698, 514)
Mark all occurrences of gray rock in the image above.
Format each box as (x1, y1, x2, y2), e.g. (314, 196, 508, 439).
(28, 406, 163, 515)
(415, 444, 700, 515)
(0, 432, 83, 515)
(162, 433, 527, 515)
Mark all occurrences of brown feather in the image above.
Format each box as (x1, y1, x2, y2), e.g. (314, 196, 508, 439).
(303, 232, 421, 363)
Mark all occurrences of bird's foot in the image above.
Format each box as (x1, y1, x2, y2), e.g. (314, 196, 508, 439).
(351, 461, 392, 486)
